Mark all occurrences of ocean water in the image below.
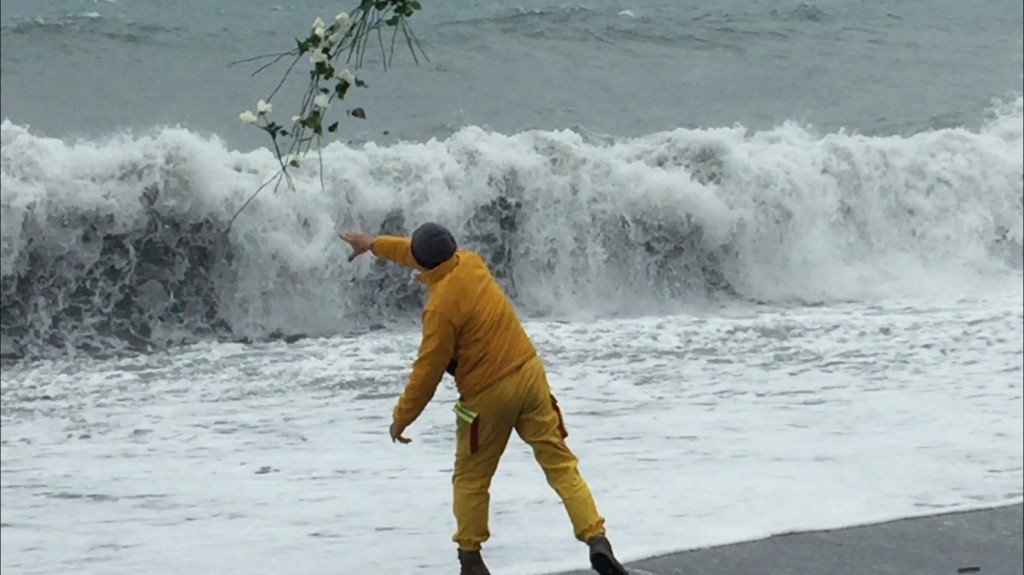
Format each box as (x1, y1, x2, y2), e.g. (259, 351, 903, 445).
(1, 1, 1023, 574)
(2, 0, 1023, 144)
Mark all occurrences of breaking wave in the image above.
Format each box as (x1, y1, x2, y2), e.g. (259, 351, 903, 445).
(1, 97, 1021, 358)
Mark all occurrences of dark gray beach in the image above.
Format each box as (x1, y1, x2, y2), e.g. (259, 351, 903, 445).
(553, 505, 1024, 575)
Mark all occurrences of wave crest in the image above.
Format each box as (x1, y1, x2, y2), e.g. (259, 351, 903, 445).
(1, 101, 1021, 358)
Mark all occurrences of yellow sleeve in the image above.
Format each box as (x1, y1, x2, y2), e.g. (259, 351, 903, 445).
(371, 235, 420, 269)
(392, 306, 456, 429)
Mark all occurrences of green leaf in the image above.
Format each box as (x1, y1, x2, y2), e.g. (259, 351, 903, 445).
(327, 122, 340, 133)
(320, 87, 331, 94)
(300, 113, 317, 128)
(410, 1, 422, 10)
(385, 15, 399, 26)
(349, 107, 366, 119)
(355, 78, 368, 88)
(279, 129, 290, 137)
(296, 39, 310, 53)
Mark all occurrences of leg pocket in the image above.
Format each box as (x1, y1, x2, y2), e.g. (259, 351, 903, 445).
(550, 394, 568, 439)
(470, 418, 480, 454)
(454, 402, 482, 455)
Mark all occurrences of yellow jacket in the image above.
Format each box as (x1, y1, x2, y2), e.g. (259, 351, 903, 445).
(371, 235, 538, 429)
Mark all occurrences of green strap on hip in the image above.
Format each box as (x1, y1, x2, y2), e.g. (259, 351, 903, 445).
(453, 403, 478, 423)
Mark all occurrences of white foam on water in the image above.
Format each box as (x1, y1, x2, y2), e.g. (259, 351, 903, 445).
(1, 95, 1021, 354)
(2, 289, 1021, 575)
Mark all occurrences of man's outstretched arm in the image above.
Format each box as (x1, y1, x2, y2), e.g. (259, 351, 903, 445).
(372, 236, 420, 269)
(339, 232, 419, 269)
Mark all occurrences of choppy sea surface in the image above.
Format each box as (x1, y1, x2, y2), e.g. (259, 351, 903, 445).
(1, 1, 1022, 574)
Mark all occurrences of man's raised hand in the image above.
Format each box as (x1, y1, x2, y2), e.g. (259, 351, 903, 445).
(339, 232, 374, 262)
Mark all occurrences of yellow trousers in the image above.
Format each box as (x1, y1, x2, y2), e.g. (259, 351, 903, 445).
(451, 356, 606, 551)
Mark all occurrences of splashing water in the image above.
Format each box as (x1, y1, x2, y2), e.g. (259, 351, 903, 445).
(1, 97, 1021, 358)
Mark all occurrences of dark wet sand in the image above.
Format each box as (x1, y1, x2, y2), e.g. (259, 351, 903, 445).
(551, 504, 1022, 575)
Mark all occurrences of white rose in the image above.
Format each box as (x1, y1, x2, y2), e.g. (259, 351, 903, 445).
(314, 94, 331, 109)
(314, 25, 325, 38)
(312, 16, 325, 30)
(339, 68, 355, 84)
(335, 12, 350, 26)
(292, 115, 302, 123)
(310, 50, 328, 64)
(239, 110, 258, 124)
(257, 99, 272, 115)
(327, 32, 341, 45)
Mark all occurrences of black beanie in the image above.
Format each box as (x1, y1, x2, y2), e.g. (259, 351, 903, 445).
(411, 222, 457, 270)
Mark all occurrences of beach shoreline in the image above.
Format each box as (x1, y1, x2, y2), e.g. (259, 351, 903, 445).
(550, 503, 1024, 575)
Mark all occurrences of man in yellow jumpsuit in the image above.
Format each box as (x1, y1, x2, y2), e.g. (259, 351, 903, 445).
(341, 223, 629, 575)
